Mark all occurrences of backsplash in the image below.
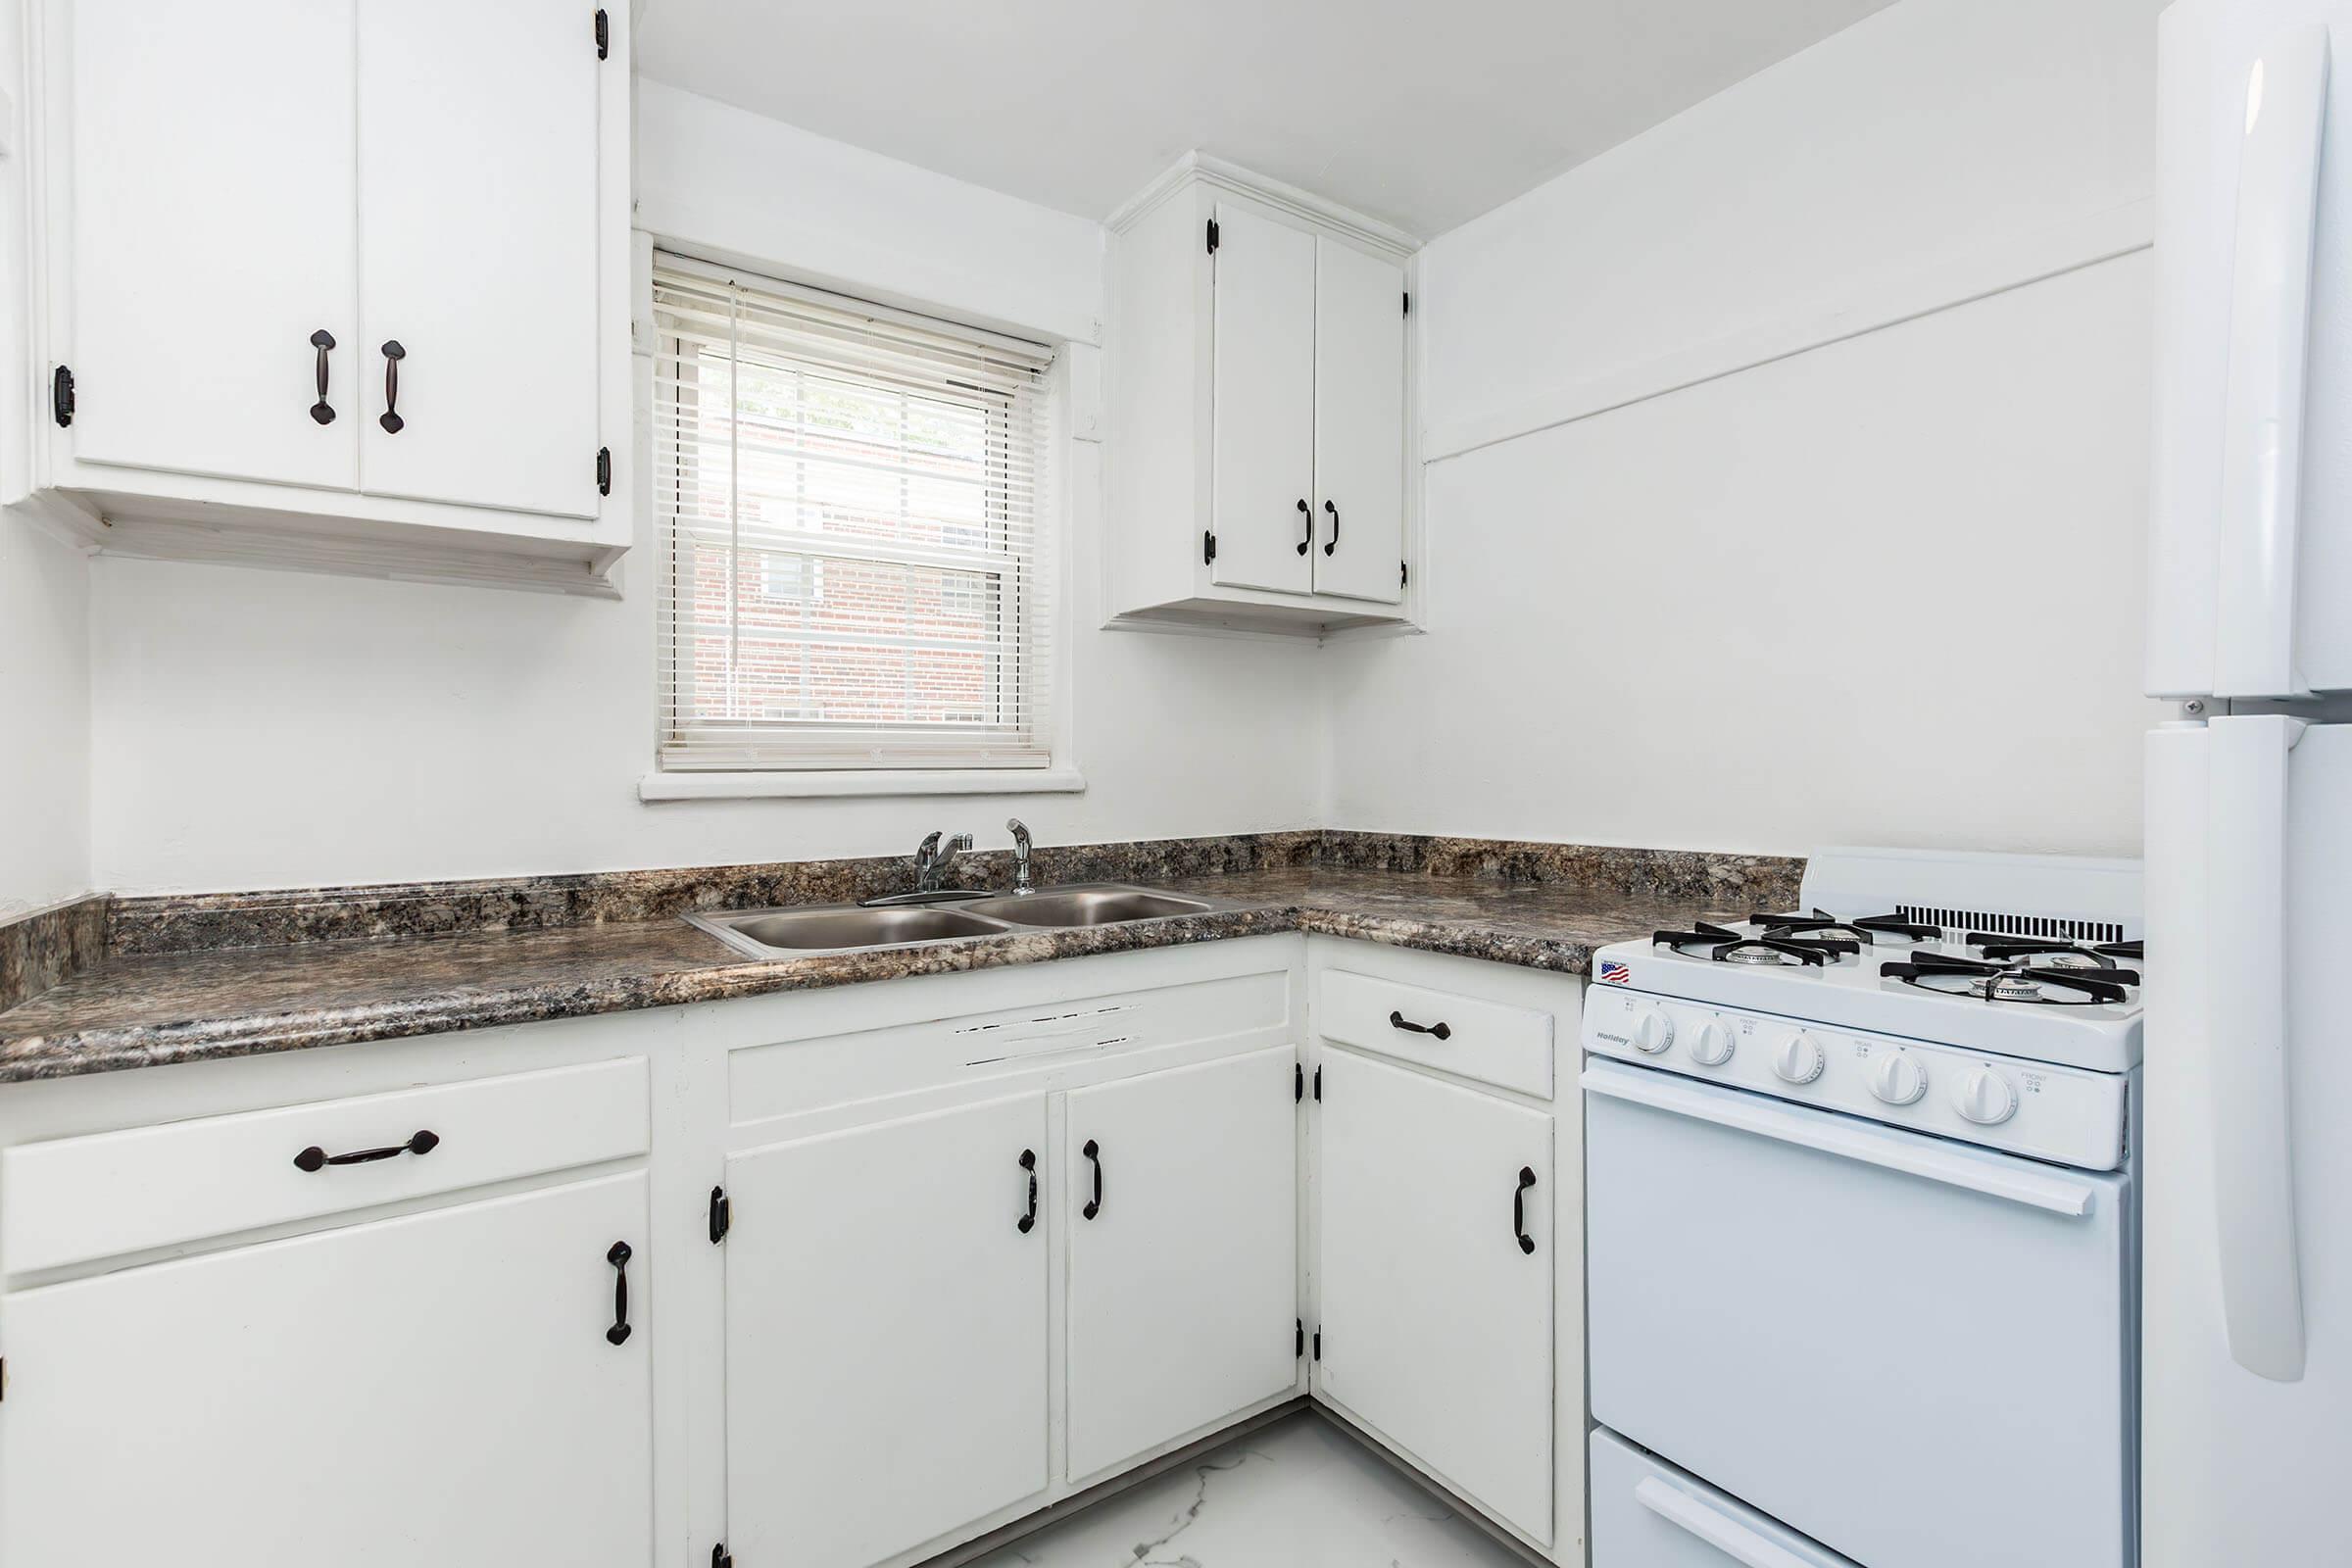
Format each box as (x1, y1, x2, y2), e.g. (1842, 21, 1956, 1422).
(0, 895, 109, 1012)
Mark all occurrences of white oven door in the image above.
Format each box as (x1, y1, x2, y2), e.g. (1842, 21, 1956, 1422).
(1585, 1060, 2133, 1568)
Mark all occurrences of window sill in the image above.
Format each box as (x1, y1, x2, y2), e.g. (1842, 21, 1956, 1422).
(638, 767, 1088, 802)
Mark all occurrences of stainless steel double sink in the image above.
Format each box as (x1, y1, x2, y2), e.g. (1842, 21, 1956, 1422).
(685, 884, 1215, 959)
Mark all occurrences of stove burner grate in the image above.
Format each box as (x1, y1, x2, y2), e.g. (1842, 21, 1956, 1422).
(1881, 951, 2134, 1006)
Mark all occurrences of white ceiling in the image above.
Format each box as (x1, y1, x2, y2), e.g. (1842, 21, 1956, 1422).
(636, 0, 1899, 239)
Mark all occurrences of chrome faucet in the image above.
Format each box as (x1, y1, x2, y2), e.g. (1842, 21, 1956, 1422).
(1007, 818, 1034, 894)
(913, 829, 973, 893)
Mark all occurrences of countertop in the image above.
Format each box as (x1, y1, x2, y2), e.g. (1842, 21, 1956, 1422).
(0, 868, 1712, 1083)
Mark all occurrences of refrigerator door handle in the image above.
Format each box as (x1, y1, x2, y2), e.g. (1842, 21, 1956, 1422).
(2216, 25, 2328, 699)
(2209, 713, 2310, 1381)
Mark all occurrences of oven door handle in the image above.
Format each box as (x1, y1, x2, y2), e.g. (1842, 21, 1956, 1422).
(1634, 1478, 1818, 1568)
(1581, 1063, 2099, 1217)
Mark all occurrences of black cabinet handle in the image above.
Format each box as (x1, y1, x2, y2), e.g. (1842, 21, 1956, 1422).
(309, 330, 337, 425)
(1389, 1009, 1451, 1042)
(1513, 1167, 1537, 1255)
(1323, 499, 1339, 556)
(1081, 1138, 1103, 1220)
(1295, 498, 1310, 556)
(606, 1241, 633, 1346)
(293, 1128, 438, 1171)
(378, 340, 406, 433)
(1017, 1149, 1039, 1234)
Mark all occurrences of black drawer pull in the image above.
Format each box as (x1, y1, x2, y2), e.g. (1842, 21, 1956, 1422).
(1296, 498, 1311, 556)
(378, 340, 406, 433)
(1513, 1166, 1537, 1255)
(1389, 1009, 1451, 1041)
(293, 1128, 438, 1171)
(1323, 499, 1339, 556)
(1081, 1138, 1103, 1220)
(606, 1241, 633, 1346)
(309, 329, 337, 424)
(1017, 1149, 1039, 1234)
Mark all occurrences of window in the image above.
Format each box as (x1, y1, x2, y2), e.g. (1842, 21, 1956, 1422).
(652, 256, 1057, 773)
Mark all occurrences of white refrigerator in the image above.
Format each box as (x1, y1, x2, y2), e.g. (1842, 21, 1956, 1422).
(2144, 0, 2352, 1561)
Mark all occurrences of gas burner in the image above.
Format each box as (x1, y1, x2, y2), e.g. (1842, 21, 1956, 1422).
(1881, 952, 2133, 1006)
(1967, 936, 2145, 979)
(1652, 923, 1832, 968)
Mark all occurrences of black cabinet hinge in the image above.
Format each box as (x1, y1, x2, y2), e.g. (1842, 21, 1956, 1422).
(1312, 1328, 1322, 1362)
(51, 366, 74, 427)
(710, 1544, 732, 1568)
(596, 445, 612, 496)
(1295, 1062, 1303, 1102)
(1312, 1065, 1322, 1102)
(594, 8, 610, 58)
(1202, 529, 1217, 564)
(1205, 218, 1219, 255)
(709, 1185, 731, 1245)
(1295, 1318, 1305, 1358)
(1400, 560, 1409, 589)
(1402, 291, 1410, 317)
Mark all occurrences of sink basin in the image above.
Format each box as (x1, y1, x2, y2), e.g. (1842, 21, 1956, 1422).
(684, 883, 1218, 957)
(957, 885, 1213, 928)
(689, 905, 1011, 957)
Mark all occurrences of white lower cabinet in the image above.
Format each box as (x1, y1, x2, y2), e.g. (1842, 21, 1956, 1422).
(0, 1171, 652, 1567)
(0, 937, 1587, 1568)
(723, 1093, 1053, 1568)
(1315, 1049, 1557, 1544)
(1065, 1046, 1300, 1480)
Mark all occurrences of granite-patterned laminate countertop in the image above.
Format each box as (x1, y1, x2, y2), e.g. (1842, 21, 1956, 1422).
(0, 868, 1711, 1083)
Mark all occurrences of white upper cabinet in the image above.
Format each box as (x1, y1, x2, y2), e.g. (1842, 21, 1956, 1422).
(1209, 205, 1319, 596)
(356, 0, 601, 518)
(1106, 156, 1417, 635)
(67, 0, 360, 491)
(1311, 235, 1407, 605)
(25, 0, 630, 593)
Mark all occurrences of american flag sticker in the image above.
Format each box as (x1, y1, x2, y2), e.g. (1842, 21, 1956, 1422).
(1598, 960, 1632, 985)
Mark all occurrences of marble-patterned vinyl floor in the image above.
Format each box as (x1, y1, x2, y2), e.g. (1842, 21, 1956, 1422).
(967, 1412, 1535, 1568)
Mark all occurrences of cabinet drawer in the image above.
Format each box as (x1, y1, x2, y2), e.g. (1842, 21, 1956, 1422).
(0, 1057, 649, 1274)
(1315, 969, 1552, 1098)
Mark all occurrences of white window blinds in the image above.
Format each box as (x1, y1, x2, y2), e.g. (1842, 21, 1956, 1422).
(652, 256, 1056, 772)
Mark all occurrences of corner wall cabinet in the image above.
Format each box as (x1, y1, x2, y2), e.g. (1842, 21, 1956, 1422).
(1105, 156, 1418, 635)
(17, 0, 632, 594)
(0, 935, 1584, 1568)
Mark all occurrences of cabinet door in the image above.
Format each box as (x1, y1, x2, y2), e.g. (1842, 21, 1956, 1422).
(725, 1095, 1050, 1568)
(356, 0, 602, 517)
(0, 1173, 651, 1567)
(1065, 1047, 1299, 1480)
(1210, 202, 1317, 595)
(1311, 236, 1407, 604)
(67, 0, 360, 489)
(1317, 1051, 1553, 1543)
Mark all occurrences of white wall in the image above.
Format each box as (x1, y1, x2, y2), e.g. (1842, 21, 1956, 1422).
(0, 515, 90, 912)
(87, 85, 1324, 893)
(1325, 0, 2165, 858)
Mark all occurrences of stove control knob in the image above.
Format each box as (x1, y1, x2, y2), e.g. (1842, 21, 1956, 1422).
(1772, 1031, 1825, 1085)
(1954, 1066, 2019, 1126)
(1870, 1052, 1929, 1106)
(1689, 1019, 1736, 1066)
(1630, 1008, 1675, 1055)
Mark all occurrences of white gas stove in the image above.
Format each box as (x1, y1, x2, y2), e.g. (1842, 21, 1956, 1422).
(1581, 847, 2142, 1568)
(1583, 844, 2143, 1171)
